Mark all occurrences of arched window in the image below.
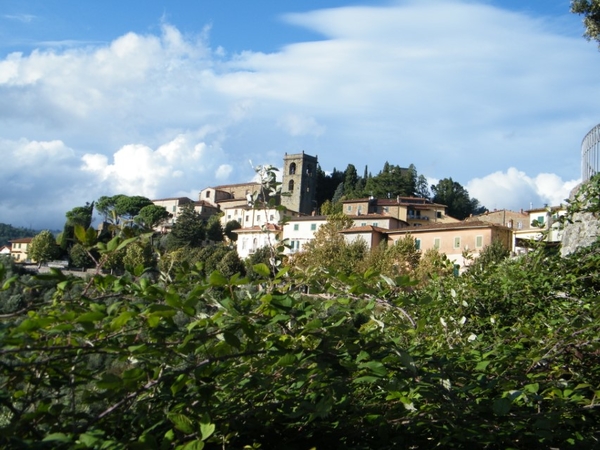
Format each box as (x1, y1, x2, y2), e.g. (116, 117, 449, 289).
(288, 180, 294, 192)
(289, 163, 296, 175)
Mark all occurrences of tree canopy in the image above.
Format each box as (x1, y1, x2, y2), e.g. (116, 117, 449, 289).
(572, 0, 600, 44)
(431, 177, 485, 220)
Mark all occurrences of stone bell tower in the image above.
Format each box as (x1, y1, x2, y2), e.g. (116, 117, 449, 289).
(281, 151, 318, 215)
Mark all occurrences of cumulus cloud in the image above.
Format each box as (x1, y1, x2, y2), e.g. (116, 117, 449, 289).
(1, 1, 599, 229)
(467, 168, 580, 212)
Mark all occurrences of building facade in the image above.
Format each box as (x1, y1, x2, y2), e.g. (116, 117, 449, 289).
(281, 152, 318, 215)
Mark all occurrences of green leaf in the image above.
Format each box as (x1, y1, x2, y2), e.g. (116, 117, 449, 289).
(111, 311, 136, 330)
(252, 263, 271, 277)
(168, 413, 195, 435)
(223, 331, 241, 349)
(180, 440, 205, 450)
(209, 271, 228, 286)
(200, 422, 215, 441)
(493, 398, 511, 416)
(75, 311, 106, 323)
(43, 433, 72, 443)
(276, 353, 297, 366)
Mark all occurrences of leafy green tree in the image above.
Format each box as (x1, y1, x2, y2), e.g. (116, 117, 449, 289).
(168, 204, 206, 249)
(69, 243, 95, 269)
(60, 202, 95, 253)
(224, 220, 241, 242)
(466, 239, 511, 275)
(431, 177, 485, 220)
(365, 162, 415, 198)
(122, 241, 156, 272)
(362, 235, 421, 278)
(572, 0, 600, 44)
(135, 204, 171, 231)
(319, 199, 342, 215)
(415, 174, 430, 199)
(28, 230, 60, 266)
(293, 214, 367, 275)
(205, 214, 224, 242)
(343, 164, 360, 197)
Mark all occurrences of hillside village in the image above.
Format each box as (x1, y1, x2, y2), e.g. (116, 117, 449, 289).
(5, 150, 566, 272)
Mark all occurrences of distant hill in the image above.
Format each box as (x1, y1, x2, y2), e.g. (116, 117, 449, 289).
(0, 223, 37, 247)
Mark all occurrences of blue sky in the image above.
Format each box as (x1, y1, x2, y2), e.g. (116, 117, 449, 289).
(1, 0, 598, 229)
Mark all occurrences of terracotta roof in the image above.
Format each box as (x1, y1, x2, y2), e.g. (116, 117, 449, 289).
(233, 223, 282, 233)
(286, 215, 328, 222)
(385, 220, 510, 234)
(9, 237, 33, 244)
(152, 196, 194, 203)
(339, 225, 389, 234)
(208, 182, 261, 190)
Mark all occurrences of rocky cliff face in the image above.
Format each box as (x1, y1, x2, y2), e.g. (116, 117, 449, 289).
(561, 183, 600, 256)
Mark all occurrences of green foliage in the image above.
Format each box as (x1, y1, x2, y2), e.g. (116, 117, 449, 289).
(0, 223, 35, 247)
(466, 239, 510, 275)
(431, 177, 485, 220)
(572, 0, 600, 45)
(292, 214, 361, 275)
(365, 162, 416, 198)
(2, 239, 600, 448)
(135, 204, 172, 231)
(28, 230, 61, 265)
(68, 243, 95, 269)
(224, 220, 241, 242)
(168, 205, 206, 249)
(205, 214, 224, 242)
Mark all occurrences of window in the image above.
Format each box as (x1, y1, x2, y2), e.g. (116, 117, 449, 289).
(517, 221, 523, 229)
(361, 223, 367, 227)
(172, 205, 176, 212)
(256, 215, 261, 222)
(234, 209, 238, 216)
(288, 180, 294, 192)
(383, 207, 389, 213)
(434, 238, 440, 249)
(436, 211, 442, 219)
(205, 191, 210, 198)
(269, 215, 274, 221)
(245, 215, 249, 222)
(227, 215, 231, 220)
(293, 224, 299, 231)
(476, 235, 483, 248)
(537, 215, 545, 224)
(306, 164, 313, 176)
(454, 237, 461, 249)
(415, 238, 421, 250)
(289, 163, 296, 175)
(310, 224, 317, 231)
(347, 205, 352, 212)
(357, 206, 362, 214)
(373, 223, 378, 227)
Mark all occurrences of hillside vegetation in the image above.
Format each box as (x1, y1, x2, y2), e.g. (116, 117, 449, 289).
(0, 173, 599, 449)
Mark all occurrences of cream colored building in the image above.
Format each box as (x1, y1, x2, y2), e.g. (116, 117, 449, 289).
(385, 221, 513, 271)
(513, 206, 566, 252)
(9, 237, 33, 263)
(282, 216, 328, 254)
(152, 197, 220, 231)
(341, 197, 458, 227)
(234, 224, 282, 259)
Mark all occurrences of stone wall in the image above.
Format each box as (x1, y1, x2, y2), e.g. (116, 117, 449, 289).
(560, 183, 600, 256)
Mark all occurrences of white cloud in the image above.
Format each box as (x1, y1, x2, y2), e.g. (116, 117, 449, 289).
(467, 168, 580, 212)
(1, 1, 599, 229)
(215, 164, 233, 180)
(278, 113, 325, 136)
